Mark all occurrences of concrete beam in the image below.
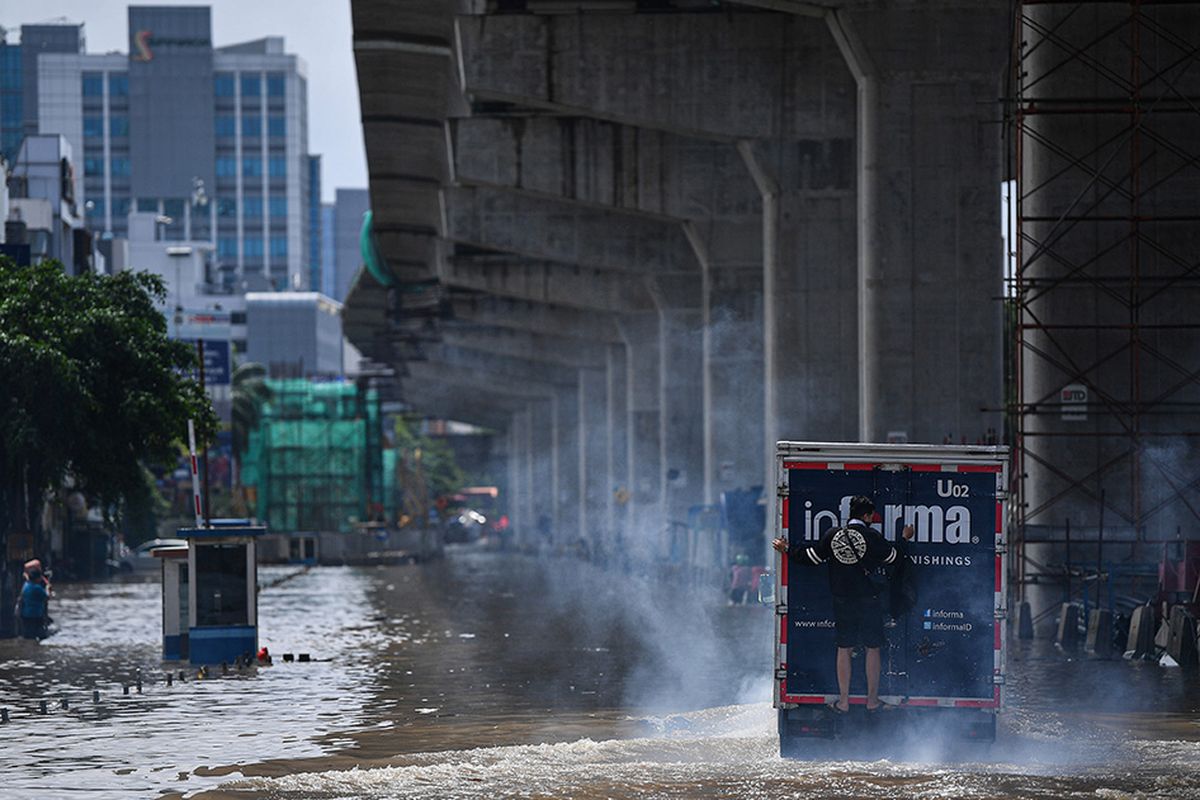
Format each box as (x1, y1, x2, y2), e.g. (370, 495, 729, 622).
(406, 359, 555, 401)
(440, 327, 607, 370)
(440, 255, 657, 313)
(425, 343, 580, 388)
(451, 295, 622, 344)
(451, 117, 761, 234)
(444, 186, 701, 274)
(455, 11, 852, 140)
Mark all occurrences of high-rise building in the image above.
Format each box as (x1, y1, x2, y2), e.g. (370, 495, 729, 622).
(332, 187, 368, 302)
(306, 153, 321, 291)
(30, 6, 312, 292)
(0, 23, 86, 162)
(320, 202, 335, 297)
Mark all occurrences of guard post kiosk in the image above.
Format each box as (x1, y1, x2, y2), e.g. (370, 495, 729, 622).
(176, 522, 267, 664)
(152, 542, 190, 660)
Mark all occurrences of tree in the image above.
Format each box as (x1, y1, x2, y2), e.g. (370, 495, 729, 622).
(231, 362, 271, 468)
(392, 416, 466, 520)
(0, 258, 215, 634)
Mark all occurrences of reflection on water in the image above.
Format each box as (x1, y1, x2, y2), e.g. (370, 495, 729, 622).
(1, 551, 1198, 799)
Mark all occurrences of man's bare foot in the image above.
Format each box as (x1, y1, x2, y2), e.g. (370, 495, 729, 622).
(828, 699, 850, 714)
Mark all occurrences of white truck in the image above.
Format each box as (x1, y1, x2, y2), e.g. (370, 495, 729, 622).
(773, 442, 1008, 755)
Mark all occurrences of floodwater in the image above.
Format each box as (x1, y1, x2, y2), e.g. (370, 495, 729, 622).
(1, 550, 1198, 799)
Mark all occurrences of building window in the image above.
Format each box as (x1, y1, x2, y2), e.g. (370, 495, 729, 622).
(270, 236, 288, 259)
(218, 237, 237, 259)
(242, 114, 261, 138)
(164, 198, 184, 218)
(137, 197, 158, 212)
(110, 116, 129, 137)
(266, 73, 285, 97)
(216, 157, 237, 177)
(112, 197, 131, 218)
(215, 115, 235, 137)
(109, 73, 129, 96)
(244, 237, 264, 258)
(214, 73, 235, 97)
(83, 116, 104, 138)
(268, 116, 285, 137)
(268, 156, 286, 178)
(110, 157, 131, 177)
(243, 196, 263, 217)
(82, 72, 103, 96)
(83, 156, 105, 175)
(243, 156, 262, 177)
(269, 197, 287, 217)
(217, 197, 237, 217)
(88, 198, 105, 217)
(240, 74, 260, 97)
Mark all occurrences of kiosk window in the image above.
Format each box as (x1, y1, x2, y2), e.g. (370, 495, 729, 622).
(195, 544, 248, 626)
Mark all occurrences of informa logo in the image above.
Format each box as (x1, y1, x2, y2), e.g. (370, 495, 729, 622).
(133, 30, 153, 61)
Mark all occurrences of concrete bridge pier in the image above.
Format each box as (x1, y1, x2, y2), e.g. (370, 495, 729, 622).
(578, 367, 609, 557)
(618, 312, 663, 563)
(833, 4, 1007, 444)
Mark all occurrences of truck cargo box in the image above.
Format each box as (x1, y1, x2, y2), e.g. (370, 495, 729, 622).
(774, 442, 1008, 755)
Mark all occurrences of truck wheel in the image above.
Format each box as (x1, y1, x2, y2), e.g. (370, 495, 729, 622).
(777, 709, 796, 759)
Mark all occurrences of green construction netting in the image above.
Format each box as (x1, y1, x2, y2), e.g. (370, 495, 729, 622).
(241, 379, 385, 533)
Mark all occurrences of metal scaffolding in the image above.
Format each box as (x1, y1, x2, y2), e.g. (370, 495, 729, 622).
(1008, 0, 1200, 597)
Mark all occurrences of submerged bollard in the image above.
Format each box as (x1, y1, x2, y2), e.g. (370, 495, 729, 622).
(166, 673, 173, 686)
(221, 661, 229, 675)
(39, 700, 48, 715)
(1, 708, 8, 723)
(298, 653, 311, 663)
(93, 690, 100, 704)
(60, 698, 69, 711)
(178, 670, 186, 681)
(282, 653, 294, 662)
(136, 680, 142, 694)
(122, 685, 129, 696)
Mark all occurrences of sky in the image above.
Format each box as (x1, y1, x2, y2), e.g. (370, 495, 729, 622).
(2, 0, 367, 203)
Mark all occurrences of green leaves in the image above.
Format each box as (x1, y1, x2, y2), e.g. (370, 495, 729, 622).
(0, 257, 217, 529)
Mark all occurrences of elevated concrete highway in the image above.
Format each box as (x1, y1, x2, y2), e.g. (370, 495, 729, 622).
(346, 0, 1008, 562)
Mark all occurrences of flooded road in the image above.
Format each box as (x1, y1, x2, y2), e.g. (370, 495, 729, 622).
(1, 549, 1198, 799)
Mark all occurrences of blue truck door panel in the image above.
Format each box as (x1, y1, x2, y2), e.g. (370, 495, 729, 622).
(785, 465, 997, 703)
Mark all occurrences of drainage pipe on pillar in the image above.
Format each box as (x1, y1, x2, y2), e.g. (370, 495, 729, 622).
(736, 142, 779, 565)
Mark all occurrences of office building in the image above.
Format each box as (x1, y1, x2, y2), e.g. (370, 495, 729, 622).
(320, 202, 335, 297)
(332, 187, 368, 302)
(31, 6, 313, 292)
(5, 133, 93, 272)
(245, 292, 343, 377)
(0, 23, 86, 162)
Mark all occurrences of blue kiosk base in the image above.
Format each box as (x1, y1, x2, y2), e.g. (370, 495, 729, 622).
(189, 625, 257, 665)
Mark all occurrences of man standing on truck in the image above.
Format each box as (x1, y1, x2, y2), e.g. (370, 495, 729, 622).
(772, 495, 914, 713)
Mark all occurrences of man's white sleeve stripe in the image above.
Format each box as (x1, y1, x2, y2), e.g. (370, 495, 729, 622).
(884, 547, 897, 564)
(805, 548, 824, 565)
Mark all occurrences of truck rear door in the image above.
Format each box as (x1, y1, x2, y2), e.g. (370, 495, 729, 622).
(778, 457, 1003, 710)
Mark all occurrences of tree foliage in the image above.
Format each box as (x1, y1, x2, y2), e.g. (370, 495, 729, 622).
(0, 258, 216, 539)
(231, 361, 271, 463)
(393, 416, 466, 503)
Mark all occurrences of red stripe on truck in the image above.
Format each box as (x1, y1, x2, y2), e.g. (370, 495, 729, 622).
(780, 551, 788, 585)
(842, 463, 876, 471)
(994, 621, 1001, 650)
(995, 502, 1002, 533)
(958, 464, 1002, 473)
(783, 462, 826, 470)
(782, 497, 789, 530)
(953, 699, 998, 708)
(780, 614, 787, 644)
(995, 555, 1002, 591)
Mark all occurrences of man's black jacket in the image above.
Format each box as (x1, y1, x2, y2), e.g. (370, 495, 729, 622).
(787, 521, 899, 599)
